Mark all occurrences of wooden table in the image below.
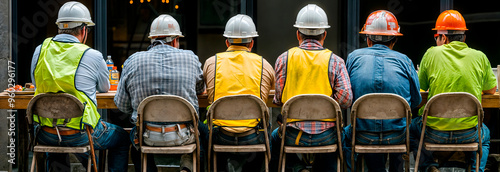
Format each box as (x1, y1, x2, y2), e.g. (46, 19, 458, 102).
(1, 91, 499, 109)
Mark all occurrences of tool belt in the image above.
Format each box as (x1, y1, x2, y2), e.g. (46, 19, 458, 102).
(146, 123, 187, 133)
(220, 127, 257, 137)
(41, 126, 80, 135)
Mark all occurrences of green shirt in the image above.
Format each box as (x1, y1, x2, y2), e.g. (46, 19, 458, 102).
(418, 41, 497, 131)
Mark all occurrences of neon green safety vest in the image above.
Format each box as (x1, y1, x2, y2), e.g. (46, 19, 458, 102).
(34, 38, 100, 130)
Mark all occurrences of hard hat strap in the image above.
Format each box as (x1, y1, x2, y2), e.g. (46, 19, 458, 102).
(437, 30, 465, 35)
(298, 28, 325, 36)
(58, 22, 85, 30)
(368, 35, 395, 42)
(228, 38, 252, 44)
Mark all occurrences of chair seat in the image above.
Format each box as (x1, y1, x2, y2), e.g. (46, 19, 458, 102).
(424, 142, 478, 152)
(33, 145, 90, 153)
(354, 144, 406, 153)
(142, 144, 196, 154)
(213, 144, 266, 152)
(284, 144, 337, 153)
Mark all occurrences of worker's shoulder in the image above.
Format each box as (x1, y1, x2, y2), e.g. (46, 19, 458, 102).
(82, 48, 104, 60)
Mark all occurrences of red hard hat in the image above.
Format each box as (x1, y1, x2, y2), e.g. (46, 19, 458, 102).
(360, 10, 403, 36)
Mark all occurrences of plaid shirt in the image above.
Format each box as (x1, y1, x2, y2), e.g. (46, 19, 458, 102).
(114, 43, 205, 123)
(274, 39, 353, 134)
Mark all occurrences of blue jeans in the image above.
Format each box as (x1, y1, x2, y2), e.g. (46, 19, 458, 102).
(343, 124, 406, 172)
(36, 120, 130, 172)
(410, 116, 490, 172)
(130, 121, 209, 172)
(212, 126, 269, 172)
(270, 127, 339, 172)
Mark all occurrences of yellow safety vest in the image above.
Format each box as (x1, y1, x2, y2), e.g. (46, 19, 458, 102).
(33, 38, 100, 130)
(212, 46, 263, 129)
(282, 47, 335, 122)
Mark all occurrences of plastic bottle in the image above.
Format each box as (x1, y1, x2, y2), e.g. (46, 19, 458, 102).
(109, 66, 119, 91)
(106, 55, 114, 72)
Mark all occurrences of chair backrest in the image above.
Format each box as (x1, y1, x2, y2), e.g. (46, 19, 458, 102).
(424, 92, 482, 119)
(207, 94, 269, 121)
(137, 95, 198, 123)
(351, 93, 411, 121)
(281, 94, 341, 121)
(26, 93, 84, 124)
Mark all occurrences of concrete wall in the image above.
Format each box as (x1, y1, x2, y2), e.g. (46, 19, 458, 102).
(0, 0, 10, 170)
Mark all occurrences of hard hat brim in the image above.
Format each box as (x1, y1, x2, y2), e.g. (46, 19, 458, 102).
(148, 34, 184, 39)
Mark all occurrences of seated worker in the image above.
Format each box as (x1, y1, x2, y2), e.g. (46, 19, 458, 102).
(270, 4, 353, 172)
(202, 14, 275, 172)
(343, 10, 421, 172)
(114, 14, 206, 172)
(30, 2, 129, 171)
(410, 10, 496, 172)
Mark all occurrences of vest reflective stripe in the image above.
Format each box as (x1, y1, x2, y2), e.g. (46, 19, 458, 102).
(33, 38, 100, 130)
(213, 50, 263, 128)
(282, 47, 335, 123)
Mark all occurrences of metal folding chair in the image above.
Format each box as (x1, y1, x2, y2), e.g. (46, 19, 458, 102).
(278, 94, 344, 172)
(138, 95, 201, 172)
(350, 93, 411, 172)
(414, 92, 483, 172)
(27, 93, 97, 172)
(207, 94, 271, 172)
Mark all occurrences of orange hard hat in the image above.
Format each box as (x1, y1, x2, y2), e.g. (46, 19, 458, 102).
(433, 10, 467, 31)
(360, 10, 403, 36)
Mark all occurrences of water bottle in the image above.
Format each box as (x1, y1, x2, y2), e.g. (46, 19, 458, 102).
(109, 66, 120, 91)
(106, 55, 114, 72)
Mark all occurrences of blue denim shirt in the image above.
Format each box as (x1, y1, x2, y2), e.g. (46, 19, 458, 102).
(347, 44, 421, 132)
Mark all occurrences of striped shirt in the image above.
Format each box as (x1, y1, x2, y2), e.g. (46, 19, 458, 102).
(274, 39, 353, 134)
(114, 43, 205, 123)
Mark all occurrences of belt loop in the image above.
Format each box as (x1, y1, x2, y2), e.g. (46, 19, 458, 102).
(161, 125, 165, 134)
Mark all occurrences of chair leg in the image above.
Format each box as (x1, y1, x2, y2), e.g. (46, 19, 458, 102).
(281, 153, 286, 172)
(193, 152, 197, 172)
(213, 152, 217, 172)
(361, 155, 365, 172)
(88, 152, 92, 172)
(476, 152, 480, 172)
(337, 155, 341, 172)
(30, 152, 37, 172)
(265, 151, 269, 172)
(142, 153, 148, 172)
(405, 154, 410, 172)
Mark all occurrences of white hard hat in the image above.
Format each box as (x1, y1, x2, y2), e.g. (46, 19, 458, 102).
(148, 14, 184, 42)
(294, 4, 330, 36)
(56, 1, 95, 29)
(223, 14, 258, 43)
